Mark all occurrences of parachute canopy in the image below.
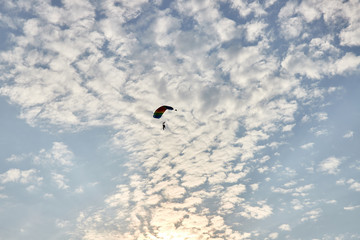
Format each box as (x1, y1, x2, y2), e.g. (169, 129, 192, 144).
(153, 105, 174, 119)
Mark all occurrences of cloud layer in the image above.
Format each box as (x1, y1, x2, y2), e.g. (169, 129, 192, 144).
(1, 0, 360, 239)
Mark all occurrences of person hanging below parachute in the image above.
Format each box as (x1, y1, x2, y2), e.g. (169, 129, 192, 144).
(153, 105, 177, 130)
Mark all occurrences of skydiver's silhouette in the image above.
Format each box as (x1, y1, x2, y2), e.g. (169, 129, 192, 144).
(163, 122, 166, 130)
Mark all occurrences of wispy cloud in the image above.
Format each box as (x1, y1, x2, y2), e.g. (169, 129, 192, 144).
(0, 141, 76, 198)
(301, 208, 322, 222)
(344, 205, 360, 211)
(33, 142, 74, 167)
(300, 142, 314, 150)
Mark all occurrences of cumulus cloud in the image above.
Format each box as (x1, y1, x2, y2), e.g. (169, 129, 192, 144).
(318, 157, 342, 174)
(268, 232, 279, 239)
(239, 202, 273, 220)
(0, 168, 42, 185)
(279, 224, 291, 231)
(347, 179, 360, 192)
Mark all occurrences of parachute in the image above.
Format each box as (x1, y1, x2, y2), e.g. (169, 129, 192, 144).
(153, 105, 174, 119)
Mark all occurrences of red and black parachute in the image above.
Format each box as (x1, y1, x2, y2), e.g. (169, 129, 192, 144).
(153, 105, 174, 119)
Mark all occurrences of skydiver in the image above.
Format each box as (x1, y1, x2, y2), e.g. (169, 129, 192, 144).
(163, 122, 166, 130)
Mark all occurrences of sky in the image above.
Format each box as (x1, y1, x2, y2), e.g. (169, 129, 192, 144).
(0, 0, 360, 239)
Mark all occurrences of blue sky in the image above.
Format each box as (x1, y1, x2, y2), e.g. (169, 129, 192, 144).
(1, 0, 360, 239)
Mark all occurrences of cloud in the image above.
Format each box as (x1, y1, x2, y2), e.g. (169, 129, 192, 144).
(0, 168, 42, 185)
(250, 183, 259, 191)
(33, 142, 74, 167)
(344, 205, 360, 211)
(318, 157, 342, 174)
(1, 141, 76, 194)
(43, 193, 54, 199)
(343, 131, 354, 138)
(279, 224, 291, 231)
(6, 154, 28, 162)
(51, 172, 69, 190)
(335, 53, 360, 74)
(163, 184, 186, 199)
(272, 182, 314, 197)
(347, 179, 360, 192)
(229, 0, 266, 18)
(268, 232, 279, 239)
(239, 201, 273, 220)
(281, 37, 360, 80)
(301, 208, 322, 222)
(315, 112, 328, 121)
(220, 184, 246, 213)
(338, 0, 360, 47)
(300, 142, 314, 150)
(1, 0, 359, 239)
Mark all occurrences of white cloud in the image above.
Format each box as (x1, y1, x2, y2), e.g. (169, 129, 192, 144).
(44, 193, 54, 199)
(344, 205, 360, 211)
(347, 179, 360, 192)
(340, 26, 360, 47)
(245, 21, 267, 42)
(279, 224, 291, 231)
(33, 142, 74, 168)
(163, 185, 186, 199)
(0, 168, 41, 185)
(315, 112, 328, 121)
(1, 0, 359, 239)
(282, 123, 295, 132)
(250, 183, 259, 191)
(152, 14, 181, 47)
(240, 202, 273, 220)
(56, 219, 70, 229)
(268, 232, 279, 239)
(313, 129, 328, 137)
(51, 172, 69, 190)
(278, 0, 297, 19)
(335, 53, 360, 74)
(318, 157, 342, 174)
(220, 184, 246, 213)
(281, 35, 360, 80)
(298, 0, 321, 23)
(272, 183, 313, 197)
(280, 16, 303, 39)
(229, 0, 266, 18)
(343, 131, 354, 138)
(338, 0, 360, 46)
(0, 193, 8, 199)
(301, 142, 314, 150)
(104, 184, 130, 208)
(6, 154, 27, 162)
(291, 199, 304, 210)
(75, 186, 84, 194)
(301, 208, 322, 222)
